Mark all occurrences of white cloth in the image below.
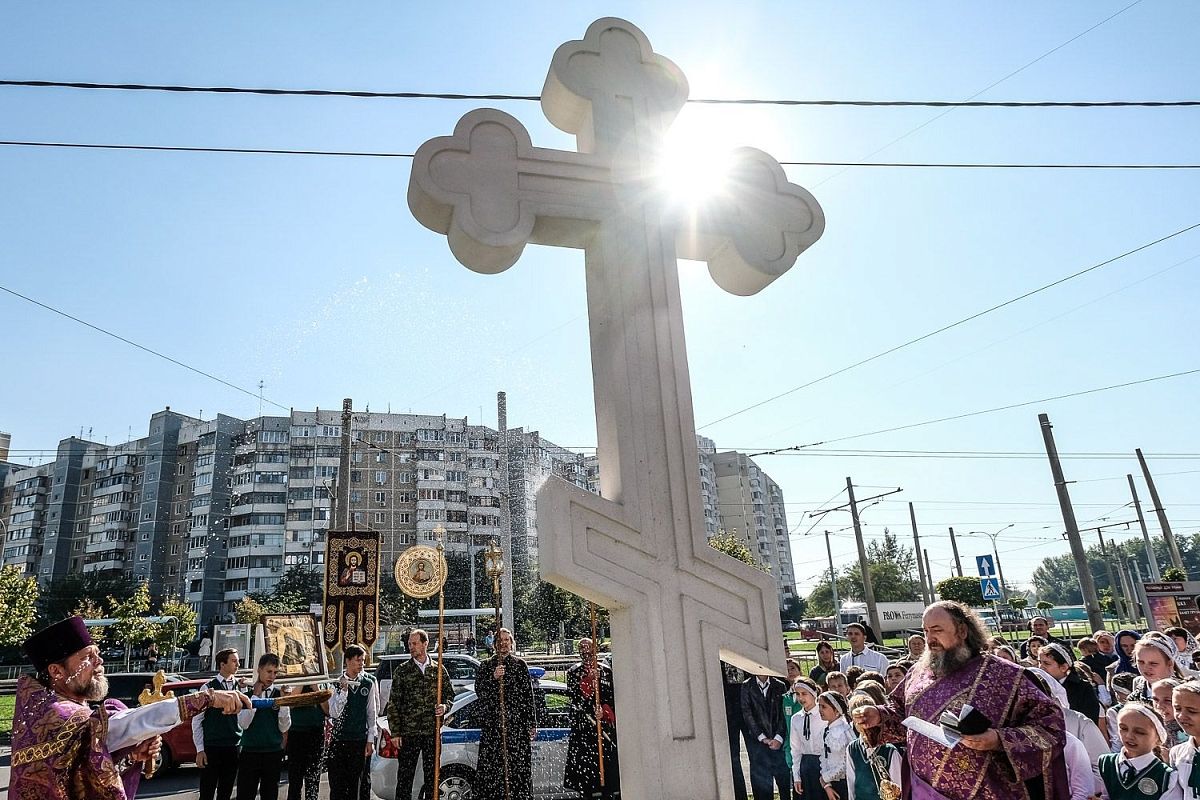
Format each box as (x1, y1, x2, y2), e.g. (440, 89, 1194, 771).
(1066, 709, 1109, 787)
(845, 738, 902, 793)
(819, 718, 852, 784)
(1107, 705, 1123, 753)
(192, 676, 239, 752)
(1065, 732, 1097, 800)
(1170, 737, 1197, 798)
(838, 648, 890, 674)
(106, 698, 187, 754)
(328, 673, 379, 741)
(789, 706, 827, 781)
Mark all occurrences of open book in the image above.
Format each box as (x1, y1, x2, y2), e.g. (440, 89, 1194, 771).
(901, 704, 991, 749)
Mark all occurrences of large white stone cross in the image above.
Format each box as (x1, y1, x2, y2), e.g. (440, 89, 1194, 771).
(408, 18, 824, 798)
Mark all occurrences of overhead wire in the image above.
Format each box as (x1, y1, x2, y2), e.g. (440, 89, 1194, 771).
(1, 139, 1197, 170)
(702, 220, 1200, 430)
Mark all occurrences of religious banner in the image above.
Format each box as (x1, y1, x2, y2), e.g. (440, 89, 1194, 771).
(323, 529, 381, 651)
(261, 613, 328, 679)
(394, 542, 447, 600)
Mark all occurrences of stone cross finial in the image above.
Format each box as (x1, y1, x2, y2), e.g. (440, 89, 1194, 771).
(408, 18, 824, 799)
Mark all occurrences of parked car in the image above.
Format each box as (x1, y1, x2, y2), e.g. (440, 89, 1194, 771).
(375, 653, 482, 704)
(370, 677, 578, 800)
(782, 620, 801, 632)
(103, 672, 189, 709)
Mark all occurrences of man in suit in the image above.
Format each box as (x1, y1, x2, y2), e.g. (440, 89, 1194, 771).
(740, 672, 791, 800)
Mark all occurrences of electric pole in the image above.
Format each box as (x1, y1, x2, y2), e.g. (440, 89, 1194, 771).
(846, 478, 882, 637)
(1096, 529, 1125, 623)
(825, 531, 842, 636)
(909, 503, 931, 605)
(1137, 448, 1185, 574)
(1128, 474, 1162, 581)
(1039, 413, 1105, 632)
(335, 398, 353, 530)
(497, 392, 515, 629)
(948, 527, 963, 577)
(924, 549, 935, 599)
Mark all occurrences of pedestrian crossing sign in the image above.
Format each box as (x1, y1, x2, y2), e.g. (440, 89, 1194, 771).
(980, 577, 1001, 601)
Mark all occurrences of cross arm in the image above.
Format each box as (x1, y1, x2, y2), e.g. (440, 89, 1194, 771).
(674, 147, 826, 296)
(407, 108, 616, 273)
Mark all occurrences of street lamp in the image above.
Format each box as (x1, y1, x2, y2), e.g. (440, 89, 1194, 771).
(968, 524, 1015, 604)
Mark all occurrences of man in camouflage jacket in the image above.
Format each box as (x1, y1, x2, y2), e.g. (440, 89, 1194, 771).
(386, 629, 453, 799)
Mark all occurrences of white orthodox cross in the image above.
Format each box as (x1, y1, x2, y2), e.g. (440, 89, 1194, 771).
(409, 18, 824, 799)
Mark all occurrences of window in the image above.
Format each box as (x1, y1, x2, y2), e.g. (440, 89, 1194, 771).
(397, 512, 412, 523)
(351, 470, 363, 483)
(320, 425, 341, 438)
(353, 511, 365, 524)
(316, 465, 337, 479)
(290, 466, 315, 480)
(374, 512, 386, 524)
(254, 472, 287, 484)
(373, 432, 387, 443)
(445, 471, 466, 483)
(417, 429, 445, 442)
(291, 426, 311, 438)
(259, 430, 289, 444)
(374, 491, 386, 504)
(352, 452, 364, 464)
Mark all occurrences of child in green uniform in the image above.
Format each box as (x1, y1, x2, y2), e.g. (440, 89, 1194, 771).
(237, 653, 291, 800)
(1168, 682, 1200, 800)
(1098, 702, 1179, 800)
(285, 683, 329, 800)
(845, 694, 900, 800)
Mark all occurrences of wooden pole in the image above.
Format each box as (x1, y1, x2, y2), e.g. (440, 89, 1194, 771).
(591, 603, 606, 788)
(433, 583, 446, 800)
(494, 571, 511, 800)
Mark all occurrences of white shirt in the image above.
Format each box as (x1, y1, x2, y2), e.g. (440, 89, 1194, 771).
(1170, 737, 1198, 798)
(191, 675, 241, 753)
(838, 647, 889, 675)
(414, 656, 431, 675)
(752, 679, 784, 744)
(1065, 732, 1097, 800)
(820, 718, 852, 784)
(1065, 709, 1108, 789)
(328, 672, 379, 741)
(790, 705, 828, 780)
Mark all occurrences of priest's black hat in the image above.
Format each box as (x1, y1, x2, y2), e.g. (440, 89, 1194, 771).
(25, 615, 93, 671)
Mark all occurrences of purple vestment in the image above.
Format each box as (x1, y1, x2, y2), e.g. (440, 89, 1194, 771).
(9, 675, 210, 800)
(867, 654, 1070, 800)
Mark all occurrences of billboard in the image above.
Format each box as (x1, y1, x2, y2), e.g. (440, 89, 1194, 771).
(1143, 581, 1200, 634)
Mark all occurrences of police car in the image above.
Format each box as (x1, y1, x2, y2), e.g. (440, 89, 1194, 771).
(370, 672, 580, 800)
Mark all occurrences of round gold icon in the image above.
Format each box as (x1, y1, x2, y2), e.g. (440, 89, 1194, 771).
(394, 545, 447, 599)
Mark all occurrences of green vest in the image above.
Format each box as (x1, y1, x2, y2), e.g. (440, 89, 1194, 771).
(200, 677, 242, 748)
(290, 701, 326, 732)
(782, 694, 802, 768)
(1099, 752, 1175, 800)
(334, 672, 376, 742)
(241, 686, 284, 753)
(848, 738, 898, 800)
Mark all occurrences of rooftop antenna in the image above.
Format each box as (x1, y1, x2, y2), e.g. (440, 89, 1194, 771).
(258, 380, 265, 418)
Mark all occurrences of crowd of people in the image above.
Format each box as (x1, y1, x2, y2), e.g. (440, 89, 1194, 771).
(726, 605, 1200, 800)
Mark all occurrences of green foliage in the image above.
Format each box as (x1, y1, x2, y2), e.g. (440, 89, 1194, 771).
(806, 529, 922, 615)
(1033, 534, 1200, 605)
(153, 598, 199, 653)
(109, 583, 153, 668)
(0, 566, 39, 649)
(38, 572, 135, 626)
(1008, 597, 1028, 611)
(1035, 600, 1054, 611)
(707, 530, 763, 570)
(1098, 589, 1116, 614)
(1164, 566, 1187, 581)
(783, 595, 807, 622)
(234, 595, 268, 625)
(73, 599, 109, 647)
(935, 576, 985, 606)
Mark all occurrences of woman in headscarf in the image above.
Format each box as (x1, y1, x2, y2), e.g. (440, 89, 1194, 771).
(1037, 642, 1102, 726)
(1164, 626, 1200, 678)
(1111, 629, 1142, 682)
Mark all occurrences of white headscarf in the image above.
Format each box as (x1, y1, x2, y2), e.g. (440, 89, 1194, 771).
(1028, 666, 1070, 710)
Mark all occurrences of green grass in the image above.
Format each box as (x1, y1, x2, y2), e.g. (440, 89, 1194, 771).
(0, 693, 14, 737)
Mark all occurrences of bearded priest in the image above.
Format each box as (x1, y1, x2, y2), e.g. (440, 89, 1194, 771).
(9, 616, 249, 800)
(853, 600, 1070, 800)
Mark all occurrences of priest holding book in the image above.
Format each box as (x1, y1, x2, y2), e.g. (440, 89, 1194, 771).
(853, 601, 1070, 800)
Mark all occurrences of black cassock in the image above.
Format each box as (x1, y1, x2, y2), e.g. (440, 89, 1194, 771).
(472, 653, 536, 800)
(563, 661, 620, 797)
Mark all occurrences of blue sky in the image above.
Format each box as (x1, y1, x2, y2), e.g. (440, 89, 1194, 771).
(1, 2, 1198, 596)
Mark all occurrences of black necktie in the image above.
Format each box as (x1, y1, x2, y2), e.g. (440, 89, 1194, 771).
(803, 711, 811, 740)
(823, 726, 831, 756)
(1123, 762, 1136, 784)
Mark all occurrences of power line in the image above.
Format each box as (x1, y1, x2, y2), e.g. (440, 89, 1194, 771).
(2, 78, 1196, 108)
(755, 367, 1200, 451)
(2, 139, 1197, 170)
(700, 220, 1200, 429)
(0, 283, 290, 412)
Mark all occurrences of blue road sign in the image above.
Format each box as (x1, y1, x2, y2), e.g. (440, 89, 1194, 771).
(980, 577, 1001, 601)
(976, 554, 995, 577)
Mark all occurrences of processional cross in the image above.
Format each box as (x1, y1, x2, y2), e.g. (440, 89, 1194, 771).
(409, 18, 824, 798)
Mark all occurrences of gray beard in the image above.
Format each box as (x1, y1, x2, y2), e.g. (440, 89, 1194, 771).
(76, 673, 109, 701)
(921, 645, 973, 678)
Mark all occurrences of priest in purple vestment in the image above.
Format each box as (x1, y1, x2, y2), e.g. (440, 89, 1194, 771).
(9, 615, 249, 800)
(854, 601, 1070, 800)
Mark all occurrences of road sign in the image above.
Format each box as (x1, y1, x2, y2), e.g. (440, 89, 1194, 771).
(980, 577, 1001, 601)
(976, 554, 996, 577)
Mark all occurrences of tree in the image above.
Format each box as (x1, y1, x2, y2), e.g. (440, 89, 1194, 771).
(707, 529, 764, 570)
(153, 598, 199, 655)
(1036, 600, 1054, 611)
(1164, 566, 1187, 582)
(38, 572, 135, 626)
(1008, 597, 1028, 612)
(0, 566, 39, 649)
(783, 595, 807, 623)
(805, 529, 922, 615)
(109, 582, 153, 670)
(935, 576, 985, 606)
(234, 595, 268, 625)
(72, 599, 109, 647)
